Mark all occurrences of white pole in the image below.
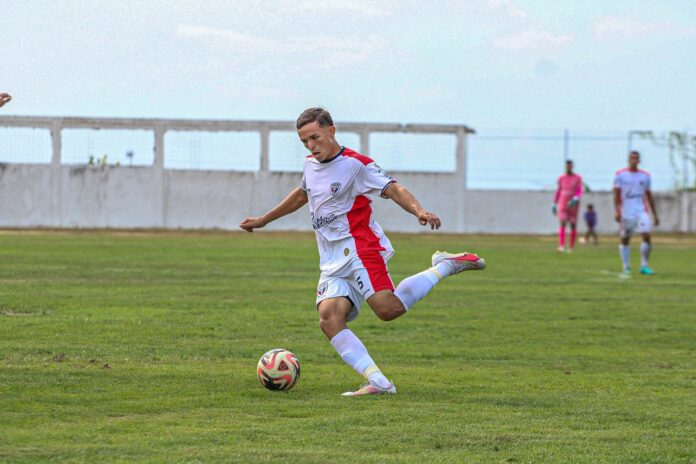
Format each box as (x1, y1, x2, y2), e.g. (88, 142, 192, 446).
(50, 118, 63, 227)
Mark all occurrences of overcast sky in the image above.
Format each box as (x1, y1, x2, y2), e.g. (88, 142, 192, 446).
(2, 0, 695, 130)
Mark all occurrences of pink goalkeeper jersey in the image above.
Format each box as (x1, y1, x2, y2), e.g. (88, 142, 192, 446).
(300, 147, 396, 274)
(554, 173, 583, 207)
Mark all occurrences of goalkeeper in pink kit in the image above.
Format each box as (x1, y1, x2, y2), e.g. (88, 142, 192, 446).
(552, 160, 583, 253)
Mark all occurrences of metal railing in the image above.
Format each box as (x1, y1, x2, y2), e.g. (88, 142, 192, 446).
(0, 115, 473, 174)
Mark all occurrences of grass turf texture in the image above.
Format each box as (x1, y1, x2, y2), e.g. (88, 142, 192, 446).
(0, 230, 694, 463)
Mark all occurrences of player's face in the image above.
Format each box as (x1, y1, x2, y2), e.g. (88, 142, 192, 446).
(298, 121, 338, 162)
(628, 153, 640, 170)
(565, 161, 573, 174)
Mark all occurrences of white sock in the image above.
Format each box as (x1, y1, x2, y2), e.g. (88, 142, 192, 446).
(640, 242, 651, 267)
(394, 267, 441, 310)
(433, 261, 458, 279)
(619, 244, 631, 270)
(330, 329, 390, 388)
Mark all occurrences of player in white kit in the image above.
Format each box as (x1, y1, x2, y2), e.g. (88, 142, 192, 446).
(613, 151, 659, 275)
(240, 108, 486, 396)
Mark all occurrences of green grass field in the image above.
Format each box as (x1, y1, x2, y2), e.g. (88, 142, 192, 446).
(1, 230, 694, 463)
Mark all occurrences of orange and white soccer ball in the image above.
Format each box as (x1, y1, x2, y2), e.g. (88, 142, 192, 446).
(256, 349, 301, 391)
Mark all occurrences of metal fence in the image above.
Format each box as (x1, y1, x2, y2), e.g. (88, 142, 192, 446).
(468, 129, 689, 192)
(0, 116, 692, 193)
(0, 116, 468, 175)
(0, 116, 693, 233)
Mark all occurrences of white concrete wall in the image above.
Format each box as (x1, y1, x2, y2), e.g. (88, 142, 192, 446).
(0, 163, 692, 233)
(0, 163, 53, 227)
(460, 190, 689, 234)
(0, 116, 692, 234)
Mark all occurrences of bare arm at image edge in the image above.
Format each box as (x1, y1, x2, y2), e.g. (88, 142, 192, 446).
(0, 93, 11, 108)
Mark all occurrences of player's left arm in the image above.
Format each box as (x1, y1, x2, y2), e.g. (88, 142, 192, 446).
(645, 190, 659, 226)
(568, 176, 582, 208)
(382, 182, 441, 230)
(574, 176, 584, 198)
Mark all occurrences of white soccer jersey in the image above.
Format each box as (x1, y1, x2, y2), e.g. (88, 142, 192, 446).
(300, 147, 396, 274)
(613, 168, 651, 218)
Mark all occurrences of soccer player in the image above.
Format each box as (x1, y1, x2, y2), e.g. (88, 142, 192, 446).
(613, 151, 659, 275)
(240, 107, 486, 397)
(583, 203, 598, 245)
(0, 93, 11, 107)
(552, 159, 583, 253)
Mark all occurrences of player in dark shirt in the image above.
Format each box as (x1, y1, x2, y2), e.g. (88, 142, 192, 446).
(583, 204, 598, 245)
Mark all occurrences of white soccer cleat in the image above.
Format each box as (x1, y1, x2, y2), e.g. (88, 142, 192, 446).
(431, 250, 486, 274)
(341, 381, 397, 397)
(557, 246, 565, 253)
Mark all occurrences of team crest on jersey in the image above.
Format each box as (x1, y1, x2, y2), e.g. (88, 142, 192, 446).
(317, 282, 329, 297)
(374, 163, 392, 179)
(330, 182, 341, 195)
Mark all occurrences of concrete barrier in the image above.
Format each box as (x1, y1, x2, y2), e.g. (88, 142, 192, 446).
(0, 116, 692, 234)
(0, 162, 691, 234)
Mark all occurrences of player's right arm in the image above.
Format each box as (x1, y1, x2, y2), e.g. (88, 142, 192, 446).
(612, 172, 623, 222)
(239, 188, 308, 232)
(613, 187, 621, 222)
(0, 93, 11, 108)
(552, 177, 560, 215)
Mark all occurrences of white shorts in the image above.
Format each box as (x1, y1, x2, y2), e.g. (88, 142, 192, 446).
(620, 212, 652, 238)
(315, 251, 395, 322)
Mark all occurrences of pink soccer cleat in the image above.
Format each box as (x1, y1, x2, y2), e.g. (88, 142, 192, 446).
(431, 250, 486, 274)
(341, 381, 397, 397)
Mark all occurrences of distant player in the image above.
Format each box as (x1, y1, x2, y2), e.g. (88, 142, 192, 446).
(0, 93, 11, 108)
(552, 159, 583, 253)
(583, 204, 598, 245)
(240, 107, 486, 397)
(613, 151, 659, 275)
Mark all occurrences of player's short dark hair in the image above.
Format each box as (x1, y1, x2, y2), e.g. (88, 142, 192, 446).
(296, 107, 334, 129)
(629, 150, 640, 157)
(587, 203, 594, 209)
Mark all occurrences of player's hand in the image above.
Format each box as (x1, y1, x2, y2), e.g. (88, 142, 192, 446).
(654, 216, 660, 226)
(567, 198, 578, 208)
(0, 93, 11, 108)
(551, 204, 557, 216)
(614, 210, 621, 223)
(417, 211, 441, 230)
(239, 216, 266, 232)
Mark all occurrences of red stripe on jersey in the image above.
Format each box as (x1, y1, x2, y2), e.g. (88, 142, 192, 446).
(347, 195, 394, 292)
(341, 147, 374, 166)
(616, 167, 650, 176)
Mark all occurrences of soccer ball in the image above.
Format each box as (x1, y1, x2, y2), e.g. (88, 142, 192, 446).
(256, 349, 301, 391)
